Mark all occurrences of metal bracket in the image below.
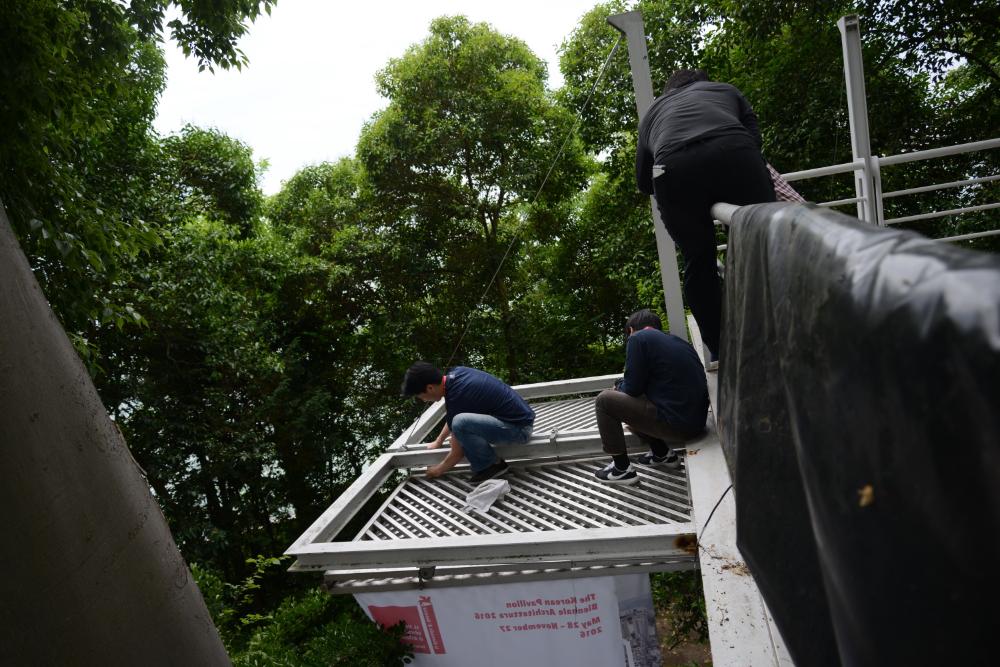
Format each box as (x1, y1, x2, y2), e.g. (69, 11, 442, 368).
(417, 566, 436, 589)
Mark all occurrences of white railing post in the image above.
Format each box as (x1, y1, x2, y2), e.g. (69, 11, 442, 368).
(871, 155, 885, 225)
(838, 15, 880, 225)
(607, 11, 688, 342)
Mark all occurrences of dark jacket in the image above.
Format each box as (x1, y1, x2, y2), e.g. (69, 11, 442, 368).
(636, 80, 762, 195)
(620, 328, 708, 433)
(443, 367, 535, 428)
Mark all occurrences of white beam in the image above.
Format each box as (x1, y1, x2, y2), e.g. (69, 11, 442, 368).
(838, 15, 880, 225)
(287, 522, 695, 571)
(607, 11, 688, 341)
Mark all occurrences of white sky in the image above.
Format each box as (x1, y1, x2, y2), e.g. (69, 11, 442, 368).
(154, 1, 605, 195)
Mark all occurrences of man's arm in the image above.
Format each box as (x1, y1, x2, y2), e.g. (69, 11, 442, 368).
(427, 423, 451, 450)
(635, 118, 655, 195)
(426, 437, 464, 478)
(619, 335, 649, 396)
(735, 89, 762, 147)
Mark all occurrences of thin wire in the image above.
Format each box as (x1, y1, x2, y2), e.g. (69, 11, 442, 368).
(697, 483, 733, 545)
(444, 35, 624, 369)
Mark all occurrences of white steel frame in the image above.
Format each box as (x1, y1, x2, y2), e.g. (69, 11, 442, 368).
(286, 375, 703, 576)
(781, 138, 1000, 239)
(780, 14, 1000, 241)
(287, 335, 791, 664)
(607, 11, 688, 342)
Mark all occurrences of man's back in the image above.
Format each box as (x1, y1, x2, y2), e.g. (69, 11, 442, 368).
(444, 367, 535, 427)
(621, 329, 708, 434)
(637, 81, 762, 195)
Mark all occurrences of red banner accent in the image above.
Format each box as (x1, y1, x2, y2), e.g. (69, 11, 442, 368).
(368, 604, 431, 654)
(419, 595, 447, 654)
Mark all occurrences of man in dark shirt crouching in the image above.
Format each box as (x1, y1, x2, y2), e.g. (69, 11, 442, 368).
(594, 309, 708, 485)
(402, 362, 535, 483)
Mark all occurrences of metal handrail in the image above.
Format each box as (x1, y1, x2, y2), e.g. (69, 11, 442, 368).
(937, 229, 1000, 243)
(818, 195, 864, 208)
(881, 173, 1000, 199)
(712, 203, 739, 226)
(884, 202, 1000, 226)
(877, 138, 1000, 167)
(782, 159, 862, 183)
(766, 137, 999, 236)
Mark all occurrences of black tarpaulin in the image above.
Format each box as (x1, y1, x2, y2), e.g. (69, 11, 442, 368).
(718, 202, 1000, 666)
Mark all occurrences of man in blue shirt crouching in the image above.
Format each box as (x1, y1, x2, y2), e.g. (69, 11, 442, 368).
(594, 309, 708, 485)
(402, 362, 535, 484)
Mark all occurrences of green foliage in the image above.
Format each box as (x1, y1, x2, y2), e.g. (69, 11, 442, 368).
(650, 570, 709, 648)
(358, 15, 591, 382)
(162, 126, 265, 236)
(6, 2, 996, 661)
(192, 558, 412, 665)
(863, 0, 999, 85)
(96, 212, 384, 577)
(0, 0, 166, 342)
(127, 0, 279, 72)
(233, 592, 411, 667)
(0, 0, 279, 355)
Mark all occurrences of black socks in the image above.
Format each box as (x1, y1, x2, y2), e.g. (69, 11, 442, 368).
(649, 441, 670, 457)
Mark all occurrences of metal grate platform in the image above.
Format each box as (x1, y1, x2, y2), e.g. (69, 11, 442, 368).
(356, 454, 691, 542)
(530, 396, 599, 434)
(286, 375, 701, 585)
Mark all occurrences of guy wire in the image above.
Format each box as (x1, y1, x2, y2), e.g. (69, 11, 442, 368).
(443, 34, 624, 370)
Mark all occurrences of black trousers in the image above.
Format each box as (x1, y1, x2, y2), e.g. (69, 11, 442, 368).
(652, 133, 776, 356)
(594, 389, 698, 456)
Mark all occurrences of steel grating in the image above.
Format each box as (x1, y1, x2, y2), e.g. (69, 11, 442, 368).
(287, 374, 703, 582)
(530, 396, 600, 434)
(356, 454, 692, 542)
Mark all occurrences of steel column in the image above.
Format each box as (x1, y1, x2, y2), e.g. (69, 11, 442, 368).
(607, 11, 688, 342)
(838, 15, 881, 225)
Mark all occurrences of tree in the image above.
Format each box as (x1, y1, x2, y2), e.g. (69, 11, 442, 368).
(161, 125, 265, 236)
(0, 0, 278, 355)
(357, 15, 590, 382)
(0, 2, 277, 662)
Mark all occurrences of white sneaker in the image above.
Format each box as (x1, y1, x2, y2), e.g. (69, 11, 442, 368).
(635, 451, 681, 469)
(594, 461, 639, 485)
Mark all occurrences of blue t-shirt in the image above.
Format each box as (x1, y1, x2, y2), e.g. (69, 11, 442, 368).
(444, 367, 535, 428)
(620, 328, 708, 433)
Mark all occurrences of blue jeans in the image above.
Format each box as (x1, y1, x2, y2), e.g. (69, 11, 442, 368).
(450, 413, 533, 473)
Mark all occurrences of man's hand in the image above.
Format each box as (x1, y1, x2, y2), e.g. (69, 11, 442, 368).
(426, 464, 444, 478)
(427, 424, 450, 450)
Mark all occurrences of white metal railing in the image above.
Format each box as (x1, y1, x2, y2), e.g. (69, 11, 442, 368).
(781, 138, 1000, 242)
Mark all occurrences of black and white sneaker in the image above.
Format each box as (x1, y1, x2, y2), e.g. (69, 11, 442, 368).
(594, 461, 639, 485)
(704, 345, 719, 372)
(635, 451, 681, 469)
(469, 459, 510, 484)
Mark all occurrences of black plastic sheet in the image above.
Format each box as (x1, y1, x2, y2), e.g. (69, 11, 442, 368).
(718, 203, 1000, 666)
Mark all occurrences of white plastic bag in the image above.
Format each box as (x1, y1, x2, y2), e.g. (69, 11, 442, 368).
(462, 478, 510, 515)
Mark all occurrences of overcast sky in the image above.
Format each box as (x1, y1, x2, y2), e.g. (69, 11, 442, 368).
(154, 1, 606, 195)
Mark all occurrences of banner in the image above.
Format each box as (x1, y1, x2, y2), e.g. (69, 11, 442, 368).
(356, 574, 659, 666)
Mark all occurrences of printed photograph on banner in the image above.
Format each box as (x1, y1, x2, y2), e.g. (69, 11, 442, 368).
(356, 576, 634, 665)
(367, 604, 433, 654)
(616, 575, 662, 667)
